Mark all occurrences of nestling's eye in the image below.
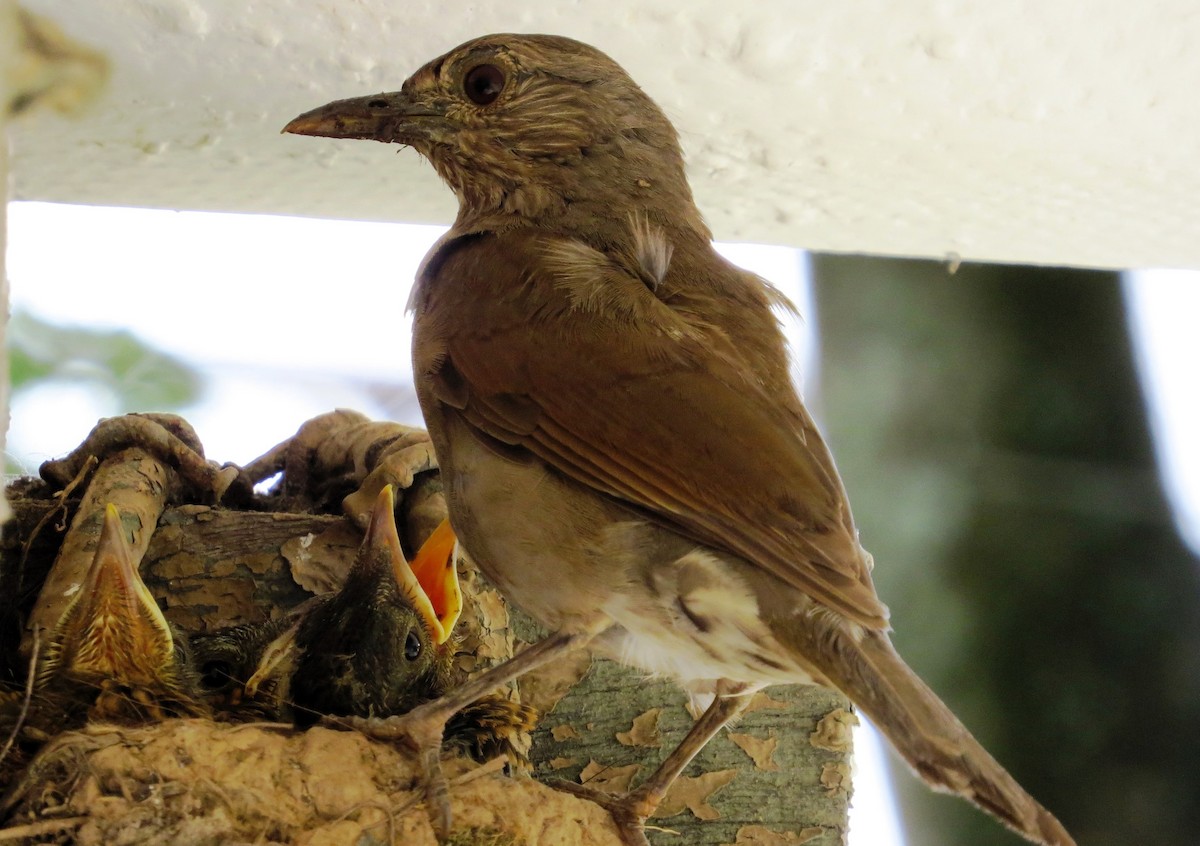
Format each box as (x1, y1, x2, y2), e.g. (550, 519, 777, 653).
(404, 630, 423, 660)
(463, 64, 505, 105)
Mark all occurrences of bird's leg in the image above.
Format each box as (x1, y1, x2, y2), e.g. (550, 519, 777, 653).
(554, 682, 753, 846)
(340, 625, 603, 839)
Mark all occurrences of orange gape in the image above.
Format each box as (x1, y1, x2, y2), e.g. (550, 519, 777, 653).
(406, 518, 462, 644)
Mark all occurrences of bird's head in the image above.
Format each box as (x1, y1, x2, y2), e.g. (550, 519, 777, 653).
(285, 34, 705, 233)
(283, 486, 463, 724)
(354, 485, 461, 651)
(36, 504, 206, 719)
(39, 504, 175, 690)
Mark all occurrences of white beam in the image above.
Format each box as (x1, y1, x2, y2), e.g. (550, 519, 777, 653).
(9, 1, 1200, 269)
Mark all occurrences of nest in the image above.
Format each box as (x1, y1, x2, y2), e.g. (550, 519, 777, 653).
(1, 720, 619, 845)
(0, 411, 623, 845)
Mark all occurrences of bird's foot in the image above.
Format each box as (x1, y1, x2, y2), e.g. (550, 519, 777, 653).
(550, 689, 752, 846)
(331, 629, 600, 840)
(336, 702, 455, 839)
(550, 780, 658, 846)
(336, 693, 538, 836)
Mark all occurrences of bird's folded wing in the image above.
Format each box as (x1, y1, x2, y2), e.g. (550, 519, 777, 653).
(417, 231, 888, 629)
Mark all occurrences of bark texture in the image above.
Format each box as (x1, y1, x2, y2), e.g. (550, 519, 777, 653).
(520, 612, 853, 846)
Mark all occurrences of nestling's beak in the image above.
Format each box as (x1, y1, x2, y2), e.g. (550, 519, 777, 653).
(43, 504, 174, 685)
(283, 91, 447, 145)
(367, 486, 462, 645)
(407, 517, 462, 642)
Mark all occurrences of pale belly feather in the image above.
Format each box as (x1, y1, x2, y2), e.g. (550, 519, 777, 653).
(440, 422, 814, 692)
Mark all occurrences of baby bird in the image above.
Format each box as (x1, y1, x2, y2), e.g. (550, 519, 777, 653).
(194, 486, 535, 761)
(2, 504, 206, 789)
(35, 503, 207, 723)
(289, 486, 463, 727)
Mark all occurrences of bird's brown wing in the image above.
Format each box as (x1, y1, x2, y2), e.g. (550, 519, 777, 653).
(414, 229, 888, 629)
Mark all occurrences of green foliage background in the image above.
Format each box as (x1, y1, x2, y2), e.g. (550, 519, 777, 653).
(6, 310, 202, 472)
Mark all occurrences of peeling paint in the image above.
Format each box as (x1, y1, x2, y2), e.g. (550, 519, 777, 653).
(819, 761, 852, 796)
(615, 708, 662, 748)
(742, 691, 791, 714)
(551, 724, 580, 742)
(656, 769, 737, 820)
(723, 824, 825, 845)
(281, 521, 360, 594)
(579, 760, 640, 794)
(809, 708, 857, 753)
(729, 731, 780, 771)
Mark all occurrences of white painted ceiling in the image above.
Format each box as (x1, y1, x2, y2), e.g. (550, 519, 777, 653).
(10, 1, 1200, 269)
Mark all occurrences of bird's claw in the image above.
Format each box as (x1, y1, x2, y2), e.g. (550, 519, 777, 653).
(549, 779, 656, 846)
(334, 708, 454, 840)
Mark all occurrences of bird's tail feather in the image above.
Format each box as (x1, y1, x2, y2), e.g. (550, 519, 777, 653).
(820, 629, 1075, 846)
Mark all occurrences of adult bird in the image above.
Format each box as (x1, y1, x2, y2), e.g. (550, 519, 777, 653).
(285, 34, 1075, 846)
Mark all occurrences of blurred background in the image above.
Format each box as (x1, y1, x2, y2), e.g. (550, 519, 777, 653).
(6, 200, 1199, 846)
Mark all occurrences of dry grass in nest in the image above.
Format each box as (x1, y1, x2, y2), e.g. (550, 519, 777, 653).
(0, 720, 622, 845)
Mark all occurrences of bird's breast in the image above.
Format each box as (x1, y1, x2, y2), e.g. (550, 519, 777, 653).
(433, 409, 619, 631)
(430, 408, 816, 690)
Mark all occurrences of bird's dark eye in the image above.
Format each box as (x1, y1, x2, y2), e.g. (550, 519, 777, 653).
(404, 631, 423, 660)
(463, 64, 505, 105)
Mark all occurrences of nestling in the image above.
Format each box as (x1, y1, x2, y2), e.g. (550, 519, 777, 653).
(35, 503, 207, 722)
(191, 486, 535, 763)
(285, 33, 1075, 846)
(2, 504, 207, 789)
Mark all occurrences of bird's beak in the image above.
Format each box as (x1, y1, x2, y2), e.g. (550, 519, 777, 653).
(283, 91, 447, 145)
(407, 517, 462, 643)
(244, 617, 302, 697)
(45, 504, 174, 683)
(368, 486, 462, 645)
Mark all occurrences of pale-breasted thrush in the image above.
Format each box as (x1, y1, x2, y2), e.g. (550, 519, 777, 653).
(286, 34, 1074, 846)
